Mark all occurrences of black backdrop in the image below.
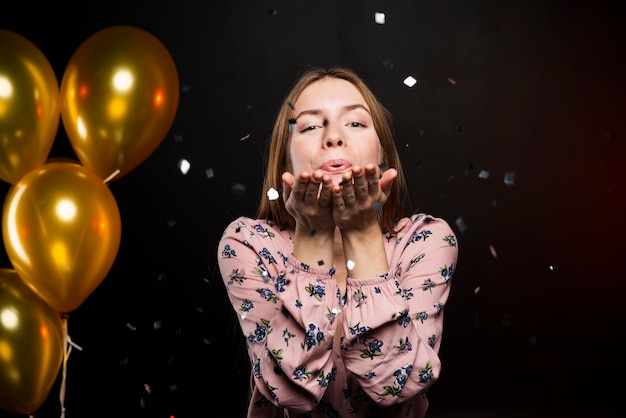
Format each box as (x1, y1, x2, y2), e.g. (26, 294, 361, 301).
(1, 1, 625, 417)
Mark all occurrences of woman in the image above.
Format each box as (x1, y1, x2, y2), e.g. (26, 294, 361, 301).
(217, 66, 458, 417)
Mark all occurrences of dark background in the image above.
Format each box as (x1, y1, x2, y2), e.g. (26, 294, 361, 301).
(1, 0, 625, 417)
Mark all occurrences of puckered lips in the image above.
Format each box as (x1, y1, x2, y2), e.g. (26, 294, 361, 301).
(320, 159, 352, 173)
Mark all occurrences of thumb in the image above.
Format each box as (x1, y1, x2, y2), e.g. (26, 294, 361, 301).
(379, 168, 397, 196)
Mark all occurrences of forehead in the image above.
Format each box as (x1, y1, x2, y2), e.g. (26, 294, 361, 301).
(295, 77, 368, 109)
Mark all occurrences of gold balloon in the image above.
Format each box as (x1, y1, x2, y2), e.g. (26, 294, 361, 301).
(0, 30, 60, 185)
(0, 268, 64, 415)
(60, 25, 180, 181)
(1, 161, 122, 313)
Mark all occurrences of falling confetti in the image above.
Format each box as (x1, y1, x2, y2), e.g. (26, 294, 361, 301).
(447, 77, 457, 85)
(239, 133, 251, 141)
(267, 187, 280, 200)
(504, 171, 515, 186)
(205, 168, 214, 179)
(474, 286, 480, 295)
(549, 264, 560, 273)
(489, 244, 498, 259)
(455, 217, 467, 233)
(231, 182, 247, 196)
(346, 259, 356, 270)
(403, 75, 417, 87)
(478, 169, 490, 180)
(178, 159, 190, 174)
(374, 12, 386, 24)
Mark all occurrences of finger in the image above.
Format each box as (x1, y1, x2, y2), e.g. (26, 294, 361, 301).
(318, 174, 333, 208)
(290, 171, 311, 202)
(332, 184, 346, 211)
(365, 165, 380, 195)
(379, 168, 398, 195)
(339, 173, 357, 207)
(281, 172, 295, 200)
(351, 165, 369, 201)
(304, 171, 323, 203)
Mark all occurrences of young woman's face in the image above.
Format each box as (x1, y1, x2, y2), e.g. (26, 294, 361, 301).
(288, 77, 382, 185)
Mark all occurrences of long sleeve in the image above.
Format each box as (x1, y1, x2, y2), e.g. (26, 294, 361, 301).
(217, 213, 458, 416)
(341, 213, 458, 406)
(217, 217, 343, 413)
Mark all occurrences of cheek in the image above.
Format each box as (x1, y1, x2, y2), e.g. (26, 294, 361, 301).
(288, 140, 308, 173)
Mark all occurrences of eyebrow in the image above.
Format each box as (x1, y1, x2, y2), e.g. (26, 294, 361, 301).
(293, 104, 371, 121)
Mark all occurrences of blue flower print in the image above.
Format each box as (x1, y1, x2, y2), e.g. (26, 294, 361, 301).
(394, 263, 403, 279)
(259, 247, 277, 265)
(257, 287, 278, 303)
(422, 278, 436, 293)
(317, 367, 337, 388)
(360, 337, 383, 359)
(240, 299, 254, 314)
(396, 310, 411, 328)
(302, 322, 325, 351)
(252, 356, 261, 378)
(221, 244, 236, 258)
(274, 273, 288, 293)
(305, 282, 326, 301)
(253, 223, 275, 239)
(434, 301, 444, 318)
(293, 365, 313, 381)
(352, 288, 367, 308)
(248, 321, 269, 343)
(364, 370, 376, 380)
(393, 337, 412, 354)
(440, 264, 454, 285)
(378, 364, 412, 397)
(418, 361, 433, 384)
(428, 334, 437, 349)
(326, 306, 340, 325)
(415, 311, 428, 323)
(397, 287, 414, 301)
(228, 268, 245, 285)
(234, 220, 246, 233)
(349, 322, 369, 337)
(444, 234, 457, 247)
(282, 328, 296, 346)
(277, 250, 289, 264)
(405, 229, 432, 247)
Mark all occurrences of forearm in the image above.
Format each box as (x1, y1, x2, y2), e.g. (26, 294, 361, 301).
(292, 225, 334, 268)
(341, 223, 389, 279)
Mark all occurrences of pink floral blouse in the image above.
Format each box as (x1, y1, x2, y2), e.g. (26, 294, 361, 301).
(218, 213, 458, 417)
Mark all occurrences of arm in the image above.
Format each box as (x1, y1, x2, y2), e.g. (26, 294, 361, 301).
(217, 217, 342, 413)
(341, 215, 458, 406)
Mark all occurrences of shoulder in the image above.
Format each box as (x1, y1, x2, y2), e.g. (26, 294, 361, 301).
(390, 213, 459, 248)
(220, 216, 290, 242)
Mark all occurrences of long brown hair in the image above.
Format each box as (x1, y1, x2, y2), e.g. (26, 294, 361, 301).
(257, 66, 409, 232)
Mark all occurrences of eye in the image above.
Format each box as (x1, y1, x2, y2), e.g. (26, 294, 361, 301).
(348, 121, 366, 128)
(300, 125, 319, 133)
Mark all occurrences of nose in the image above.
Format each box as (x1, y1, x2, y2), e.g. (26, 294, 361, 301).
(323, 122, 344, 148)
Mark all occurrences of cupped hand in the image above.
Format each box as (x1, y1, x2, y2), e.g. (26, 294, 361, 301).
(332, 163, 397, 231)
(282, 170, 335, 234)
